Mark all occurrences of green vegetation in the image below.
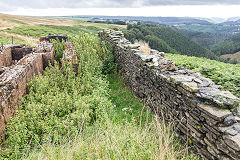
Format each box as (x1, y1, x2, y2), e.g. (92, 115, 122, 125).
(174, 24, 240, 57)
(9, 19, 27, 24)
(125, 24, 221, 60)
(166, 53, 240, 97)
(176, 24, 240, 35)
(2, 33, 112, 159)
(51, 38, 65, 61)
(211, 33, 240, 55)
(177, 29, 227, 49)
(1, 33, 191, 159)
(5, 25, 102, 38)
(0, 33, 27, 45)
(0, 37, 26, 45)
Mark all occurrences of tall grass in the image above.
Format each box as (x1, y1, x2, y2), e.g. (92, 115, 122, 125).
(134, 40, 151, 55)
(25, 116, 187, 160)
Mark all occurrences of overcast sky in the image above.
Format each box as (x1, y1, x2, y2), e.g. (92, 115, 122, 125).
(1, 0, 240, 18)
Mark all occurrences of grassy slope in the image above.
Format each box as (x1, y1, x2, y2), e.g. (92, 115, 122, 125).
(0, 13, 126, 46)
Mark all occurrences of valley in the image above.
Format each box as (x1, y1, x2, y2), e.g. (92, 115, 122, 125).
(0, 13, 240, 160)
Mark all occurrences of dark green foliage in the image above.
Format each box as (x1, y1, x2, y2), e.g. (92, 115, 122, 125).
(176, 24, 240, 35)
(211, 33, 240, 55)
(51, 38, 65, 61)
(177, 29, 228, 49)
(102, 51, 118, 75)
(144, 35, 178, 53)
(125, 24, 220, 60)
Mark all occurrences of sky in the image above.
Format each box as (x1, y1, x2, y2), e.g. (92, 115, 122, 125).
(1, 0, 240, 18)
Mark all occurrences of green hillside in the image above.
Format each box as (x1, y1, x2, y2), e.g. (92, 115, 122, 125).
(211, 32, 240, 55)
(124, 24, 220, 60)
(177, 29, 227, 49)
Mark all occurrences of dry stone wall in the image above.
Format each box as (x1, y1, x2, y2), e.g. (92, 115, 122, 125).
(0, 43, 54, 138)
(99, 29, 240, 160)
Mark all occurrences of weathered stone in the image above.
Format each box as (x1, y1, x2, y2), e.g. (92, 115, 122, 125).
(216, 140, 230, 153)
(223, 116, 240, 126)
(197, 88, 240, 109)
(150, 49, 159, 55)
(223, 134, 240, 151)
(236, 106, 240, 116)
(157, 58, 177, 72)
(125, 44, 140, 49)
(199, 104, 232, 121)
(219, 155, 231, 160)
(193, 78, 202, 84)
(198, 77, 214, 87)
(233, 123, 240, 132)
(135, 52, 158, 62)
(0, 45, 12, 69)
(170, 74, 194, 82)
(226, 128, 239, 136)
(181, 81, 199, 93)
(176, 68, 188, 74)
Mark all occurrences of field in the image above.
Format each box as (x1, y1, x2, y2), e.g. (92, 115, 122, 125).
(0, 13, 126, 46)
(0, 14, 196, 159)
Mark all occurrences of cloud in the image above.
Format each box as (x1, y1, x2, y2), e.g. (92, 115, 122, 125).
(2, 0, 240, 12)
(144, 0, 240, 5)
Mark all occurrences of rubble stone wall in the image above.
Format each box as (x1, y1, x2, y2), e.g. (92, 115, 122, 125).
(12, 46, 33, 61)
(0, 46, 12, 69)
(0, 44, 54, 138)
(99, 30, 240, 160)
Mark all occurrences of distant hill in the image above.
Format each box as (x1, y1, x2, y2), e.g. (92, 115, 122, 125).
(220, 19, 240, 25)
(72, 16, 212, 26)
(124, 24, 220, 60)
(176, 29, 228, 49)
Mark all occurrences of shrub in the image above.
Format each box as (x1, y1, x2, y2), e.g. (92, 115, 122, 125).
(51, 38, 65, 61)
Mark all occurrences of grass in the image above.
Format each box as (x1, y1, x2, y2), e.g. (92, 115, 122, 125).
(9, 19, 27, 25)
(0, 32, 27, 45)
(25, 117, 185, 160)
(4, 25, 102, 38)
(134, 40, 151, 55)
(107, 74, 151, 123)
(23, 74, 191, 160)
